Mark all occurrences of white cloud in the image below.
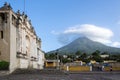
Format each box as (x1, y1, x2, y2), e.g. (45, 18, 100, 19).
(63, 24, 114, 44)
(111, 42, 120, 47)
(52, 24, 120, 48)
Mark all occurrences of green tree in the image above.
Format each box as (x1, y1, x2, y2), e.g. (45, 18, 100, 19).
(80, 53, 87, 60)
(62, 58, 71, 63)
(92, 50, 100, 56)
(91, 50, 103, 62)
(78, 53, 90, 63)
(75, 51, 82, 60)
(45, 53, 56, 59)
(109, 54, 120, 62)
(75, 51, 81, 56)
(101, 51, 109, 55)
(67, 54, 75, 61)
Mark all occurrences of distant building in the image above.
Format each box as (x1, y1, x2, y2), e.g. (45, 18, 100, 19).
(90, 60, 96, 64)
(100, 54, 109, 58)
(0, 3, 45, 72)
(45, 60, 60, 68)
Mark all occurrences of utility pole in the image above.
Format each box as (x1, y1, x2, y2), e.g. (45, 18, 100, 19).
(56, 49, 59, 70)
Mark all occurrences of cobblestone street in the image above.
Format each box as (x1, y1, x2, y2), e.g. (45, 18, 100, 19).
(0, 70, 120, 80)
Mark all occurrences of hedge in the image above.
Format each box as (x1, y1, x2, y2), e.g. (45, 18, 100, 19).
(0, 61, 9, 70)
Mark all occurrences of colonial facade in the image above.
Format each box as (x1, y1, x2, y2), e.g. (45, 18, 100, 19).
(0, 3, 45, 72)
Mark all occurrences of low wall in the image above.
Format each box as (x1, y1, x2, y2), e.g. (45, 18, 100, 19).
(104, 66, 120, 71)
(62, 66, 90, 72)
(62, 65, 120, 72)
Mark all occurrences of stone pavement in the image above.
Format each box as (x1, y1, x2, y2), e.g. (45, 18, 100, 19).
(0, 69, 120, 80)
(0, 71, 9, 76)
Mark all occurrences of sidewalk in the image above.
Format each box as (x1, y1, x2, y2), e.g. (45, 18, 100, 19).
(69, 71, 120, 74)
(0, 71, 9, 76)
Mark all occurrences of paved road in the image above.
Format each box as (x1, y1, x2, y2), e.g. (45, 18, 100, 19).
(69, 73, 120, 80)
(0, 73, 120, 80)
(0, 70, 120, 80)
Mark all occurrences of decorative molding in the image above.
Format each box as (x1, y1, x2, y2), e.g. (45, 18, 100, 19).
(31, 56, 38, 61)
(16, 52, 28, 59)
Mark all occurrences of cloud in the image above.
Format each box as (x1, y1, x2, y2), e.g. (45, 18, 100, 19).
(111, 42, 120, 47)
(52, 24, 120, 48)
(51, 24, 120, 48)
(62, 24, 114, 44)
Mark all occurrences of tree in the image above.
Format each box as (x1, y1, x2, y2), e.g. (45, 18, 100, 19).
(75, 51, 81, 56)
(67, 54, 75, 61)
(101, 51, 109, 55)
(80, 53, 87, 60)
(92, 50, 100, 56)
(62, 58, 71, 63)
(77, 53, 90, 63)
(91, 50, 103, 62)
(45, 53, 56, 59)
(75, 51, 82, 60)
(83, 58, 90, 64)
(109, 54, 120, 62)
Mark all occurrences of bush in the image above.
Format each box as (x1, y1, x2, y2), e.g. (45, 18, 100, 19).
(0, 61, 9, 70)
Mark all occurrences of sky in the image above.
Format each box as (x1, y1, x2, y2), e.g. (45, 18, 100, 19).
(0, 0, 120, 52)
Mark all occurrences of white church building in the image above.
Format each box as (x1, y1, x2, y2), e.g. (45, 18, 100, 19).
(0, 3, 45, 72)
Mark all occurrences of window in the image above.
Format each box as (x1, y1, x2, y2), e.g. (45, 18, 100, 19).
(12, 15, 16, 26)
(1, 31, 3, 39)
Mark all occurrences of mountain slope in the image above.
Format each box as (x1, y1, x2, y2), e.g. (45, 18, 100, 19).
(48, 37, 120, 54)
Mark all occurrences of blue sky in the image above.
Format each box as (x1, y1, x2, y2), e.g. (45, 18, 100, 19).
(0, 0, 120, 52)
